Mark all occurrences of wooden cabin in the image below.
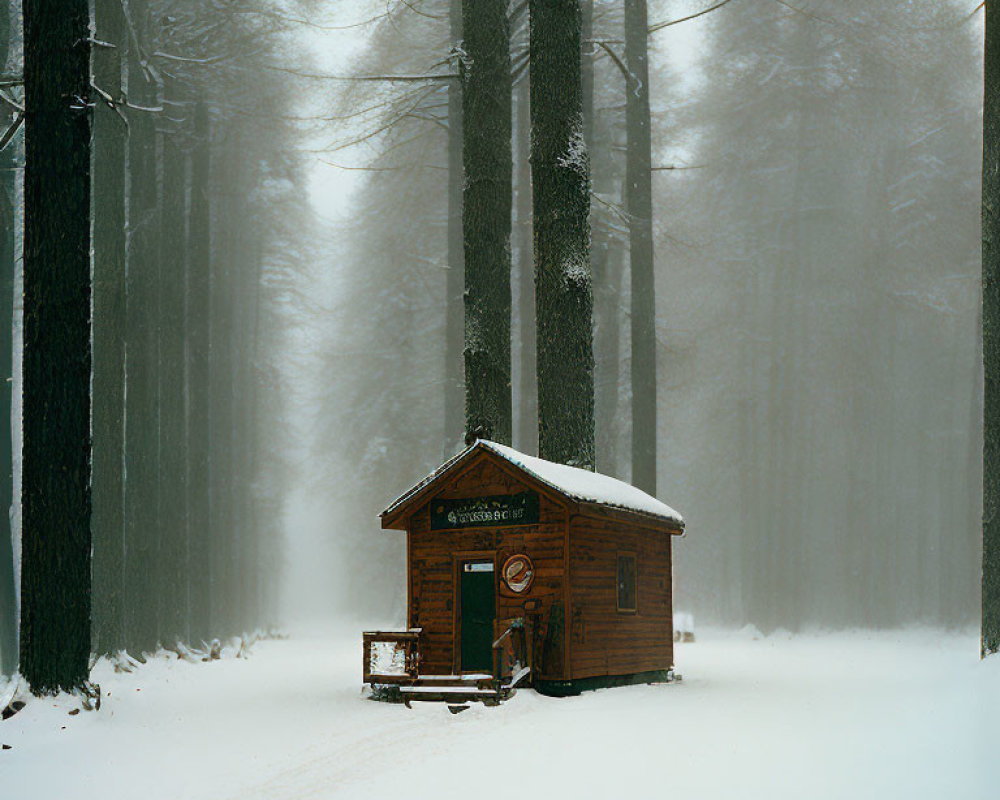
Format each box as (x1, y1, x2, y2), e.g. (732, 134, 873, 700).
(368, 440, 685, 698)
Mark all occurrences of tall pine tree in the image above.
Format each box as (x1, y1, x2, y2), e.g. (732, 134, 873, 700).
(20, 0, 92, 692)
(462, 0, 512, 445)
(531, 0, 595, 468)
(625, 0, 656, 494)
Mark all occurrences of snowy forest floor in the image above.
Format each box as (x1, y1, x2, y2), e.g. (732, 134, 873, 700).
(2, 624, 997, 799)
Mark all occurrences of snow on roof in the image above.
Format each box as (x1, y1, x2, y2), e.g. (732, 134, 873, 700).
(382, 440, 684, 528)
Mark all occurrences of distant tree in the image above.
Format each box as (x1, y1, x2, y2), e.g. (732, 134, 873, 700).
(91, 0, 128, 658)
(984, 0, 1000, 657)
(187, 100, 212, 645)
(625, 0, 656, 494)
(20, 0, 92, 692)
(444, 0, 464, 457)
(122, 0, 161, 656)
(462, 0, 512, 445)
(514, 64, 537, 454)
(157, 73, 189, 648)
(530, 0, 595, 468)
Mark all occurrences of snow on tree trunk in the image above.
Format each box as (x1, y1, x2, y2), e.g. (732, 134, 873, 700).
(530, 0, 595, 470)
(984, 0, 1000, 657)
(625, 0, 656, 495)
(20, 0, 92, 692)
(461, 0, 512, 446)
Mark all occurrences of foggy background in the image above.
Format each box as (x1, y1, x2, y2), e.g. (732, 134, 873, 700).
(269, 0, 984, 634)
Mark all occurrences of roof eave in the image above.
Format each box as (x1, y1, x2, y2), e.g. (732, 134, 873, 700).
(575, 500, 686, 535)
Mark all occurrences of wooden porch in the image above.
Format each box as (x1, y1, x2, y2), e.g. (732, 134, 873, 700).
(362, 619, 532, 707)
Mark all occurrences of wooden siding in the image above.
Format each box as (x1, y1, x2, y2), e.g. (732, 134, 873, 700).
(568, 514, 673, 680)
(407, 453, 569, 678)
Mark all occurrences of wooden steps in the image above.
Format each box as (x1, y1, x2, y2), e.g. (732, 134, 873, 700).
(396, 671, 526, 707)
(399, 684, 512, 707)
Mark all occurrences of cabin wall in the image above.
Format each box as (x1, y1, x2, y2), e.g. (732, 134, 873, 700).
(568, 515, 674, 680)
(407, 454, 569, 678)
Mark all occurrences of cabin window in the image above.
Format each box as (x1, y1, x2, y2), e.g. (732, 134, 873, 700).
(617, 553, 637, 613)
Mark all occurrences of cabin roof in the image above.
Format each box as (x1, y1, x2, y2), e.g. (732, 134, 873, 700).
(381, 440, 685, 531)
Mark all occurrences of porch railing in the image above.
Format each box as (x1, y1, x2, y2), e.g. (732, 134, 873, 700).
(492, 617, 531, 690)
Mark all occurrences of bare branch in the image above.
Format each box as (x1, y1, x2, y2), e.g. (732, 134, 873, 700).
(90, 81, 129, 126)
(264, 66, 458, 82)
(509, 1, 528, 25)
(771, 0, 830, 23)
(151, 50, 233, 65)
(228, 7, 389, 31)
(591, 190, 633, 225)
(594, 41, 632, 84)
(649, 0, 740, 34)
(0, 112, 23, 151)
(320, 159, 408, 172)
(398, 0, 445, 21)
(0, 90, 24, 114)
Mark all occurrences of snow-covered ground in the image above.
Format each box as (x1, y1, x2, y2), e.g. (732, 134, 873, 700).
(3, 625, 997, 799)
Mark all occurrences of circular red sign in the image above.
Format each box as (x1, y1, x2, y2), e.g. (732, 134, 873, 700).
(501, 554, 535, 594)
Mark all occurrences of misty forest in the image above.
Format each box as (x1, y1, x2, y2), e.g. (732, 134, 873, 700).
(2, 1, 999, 798)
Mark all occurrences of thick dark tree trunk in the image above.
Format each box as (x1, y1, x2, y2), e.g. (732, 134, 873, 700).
(530, 0, 595, 469)
(444, 0, 464, 457)
(91, 0, 127, 657)
(625, 0, 657, 493)
(984, 0, 1000, 656)
(186, 101, 212, 644)
(0, 4, 17, 676)
(462, 0, 512, 445)
(20, 0, 92, 692)
(123, 0, 161, 655)
(157, 86, 189, 647)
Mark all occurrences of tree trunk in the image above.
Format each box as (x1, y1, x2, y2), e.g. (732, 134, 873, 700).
(983, 0, 1000, 656)
(585, 0, 623, 477)
(531, 0, 595, 469)
(91, 0, 127, 657)
(157, 85, 189, 647)
(20, 0, 92, 691)
(209, 126, 240, 637)
(625, 0, 656, 493)
(123, 0, 161, 656)
(515, 72, 537, 454)
(462, 0, 512, 445)
(444, 0, 464, 457)
(186, 101, 212, 644)
(0, 3, 17, 676)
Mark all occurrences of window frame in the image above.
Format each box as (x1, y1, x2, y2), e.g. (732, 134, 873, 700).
(616, 551, 638, 614)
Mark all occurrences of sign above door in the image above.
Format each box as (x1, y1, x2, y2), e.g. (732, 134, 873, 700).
(430, 491, 540, 530)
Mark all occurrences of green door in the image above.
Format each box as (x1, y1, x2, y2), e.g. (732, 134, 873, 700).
(460, 561, 496, 673)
